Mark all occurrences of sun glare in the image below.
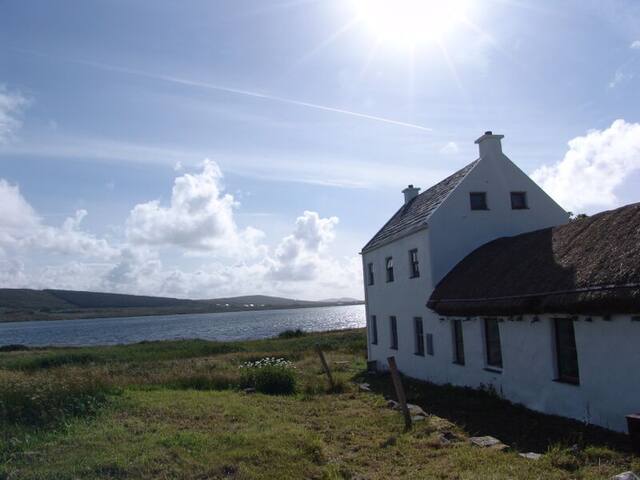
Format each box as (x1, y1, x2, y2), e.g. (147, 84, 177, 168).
(353, 0, 471, 48)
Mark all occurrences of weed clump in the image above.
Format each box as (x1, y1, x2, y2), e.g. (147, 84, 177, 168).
(239, 357, 296, 395)
(278, 329, 307, 339)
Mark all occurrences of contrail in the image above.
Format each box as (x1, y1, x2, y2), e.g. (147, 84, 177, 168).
(16, 48, 432, 132)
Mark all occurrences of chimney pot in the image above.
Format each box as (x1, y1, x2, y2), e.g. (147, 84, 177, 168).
(485, 130, 492, 135)
(402, 185, 420, 204)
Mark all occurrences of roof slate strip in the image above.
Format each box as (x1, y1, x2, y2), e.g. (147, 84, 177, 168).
(361, 160, 478, 253)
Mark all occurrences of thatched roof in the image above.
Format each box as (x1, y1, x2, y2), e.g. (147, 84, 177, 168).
(428, 203, 640, 316)
(361, 160, 478, 253)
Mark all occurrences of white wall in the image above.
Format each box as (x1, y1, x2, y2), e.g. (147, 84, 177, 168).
(427, 143, 569, 285)
(376, 314, 640, 433)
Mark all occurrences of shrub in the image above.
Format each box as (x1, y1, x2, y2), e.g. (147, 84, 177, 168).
(0, 370, 117, 425)
(239, 357, 296, 395)
(0, 344, 30, 352)
(278, 329, 307, 339)
(14, 352, 103, 371)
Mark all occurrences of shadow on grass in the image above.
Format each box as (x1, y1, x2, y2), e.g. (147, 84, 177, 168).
(354, 370, 632, 455)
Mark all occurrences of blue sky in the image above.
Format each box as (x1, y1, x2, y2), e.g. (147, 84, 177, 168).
(1, 0, 639, 299)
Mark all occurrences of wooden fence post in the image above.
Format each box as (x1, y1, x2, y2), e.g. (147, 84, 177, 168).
(387, 356, 412, 430)
(315, 344, 335, 390)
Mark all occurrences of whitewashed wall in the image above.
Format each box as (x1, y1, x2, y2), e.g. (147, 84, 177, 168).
(374, 314, 640, 433)
(427, 136, 569, 285)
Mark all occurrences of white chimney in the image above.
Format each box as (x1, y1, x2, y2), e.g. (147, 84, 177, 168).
(474, 130, 504, 158)
(402, 184, 420, 204)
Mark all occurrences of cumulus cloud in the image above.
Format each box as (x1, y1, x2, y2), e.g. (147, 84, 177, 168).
(126, 159, 265, 256)
(439, 141, 459, 155)
(0, 179, 117, 259)
(268, 211, 339, 281)
(0, 86, 28, 143)
(532, 119, 640, 212)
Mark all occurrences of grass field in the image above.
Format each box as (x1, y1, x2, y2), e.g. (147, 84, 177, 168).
(0, 328, 637, 479)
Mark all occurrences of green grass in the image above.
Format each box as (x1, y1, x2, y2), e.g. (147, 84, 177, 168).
(0, 328, 637, 479)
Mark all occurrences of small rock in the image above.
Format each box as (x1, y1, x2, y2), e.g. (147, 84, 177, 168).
(519, 452, 542, 460)
(438, 431, 459, 445)
(469, 436, 508, 451)
(387, 400, 399, 409)
(406, 403, 427, 416)
(380, 436, 397, 448)
(243, 387, 256, 394)
(358, 383, 371, 392)
(611, 472, 640, 480)
(411, 415, 426, 422)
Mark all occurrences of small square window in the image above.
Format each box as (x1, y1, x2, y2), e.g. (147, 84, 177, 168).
(470, 192, 488, 210)
(511, 192, 528, 210)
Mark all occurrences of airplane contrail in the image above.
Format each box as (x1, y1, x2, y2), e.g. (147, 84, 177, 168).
(16, 48, 433, 132)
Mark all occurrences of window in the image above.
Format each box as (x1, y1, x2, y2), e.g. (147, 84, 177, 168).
(390, 316, 398, 350)
(370, 315, 378, 345)
(385, 257, 394, 282)
(470, 192, 488, 210)
(367, 263, 375, 286)
(414, 317, 424, 356)
(452, 319, 465, 365)
(426, 333, 434, 356)
(409, 249, 420, 278)
(554, 318, 579, 384)
(484, 318, 503, 369)
(511, 191, 528, 210)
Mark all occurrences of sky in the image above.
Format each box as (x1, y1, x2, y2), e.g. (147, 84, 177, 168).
(1, 0, 639, 300)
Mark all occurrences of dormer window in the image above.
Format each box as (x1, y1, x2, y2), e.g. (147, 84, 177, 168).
(511, 192, 528, 210)
(470, 192, 488, 210)
(385, 257, 394, 282)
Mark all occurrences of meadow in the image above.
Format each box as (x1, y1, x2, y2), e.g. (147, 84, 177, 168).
(0, 328, 637, 479)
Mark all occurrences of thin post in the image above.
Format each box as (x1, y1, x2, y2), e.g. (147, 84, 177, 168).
(315, 344, 335, 389)
(387, 356, 412, 430)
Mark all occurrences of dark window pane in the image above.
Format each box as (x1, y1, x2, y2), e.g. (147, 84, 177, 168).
(390, 316, 398, 350)
(426, 333, 434, 356)
(386, 257, 394, 282)
(409, 249, 420, 278)
(371, 315, 378, 345)
(555, 318, 579, 383)
(511, 192, 528, 209)
(484, 318, 503, 368)
(414, 317, 424, 356)
(470, 192, 488, 210)
(367, 263, 375, 285)
(453, 320, 465, 365)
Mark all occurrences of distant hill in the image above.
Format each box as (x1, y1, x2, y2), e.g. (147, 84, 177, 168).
(0, 288, 363, 322)
(320, 297, 362, 303)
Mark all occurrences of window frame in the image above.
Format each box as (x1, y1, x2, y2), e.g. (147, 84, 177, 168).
(385, 257, 394, 283)
(452, 319, 465, 365)
(414, 317, 425, 356)
(409, 249, 420, 278)
(469, 192, 488, 211)
(484, 317, 503, 369)
(367, 262, 375, 286)
(390, 316, 398, 350)
(426, 333, 434, 356)
(510, 191, 528, 210)
(370, 315, 378, 345)
(554, 318, 580, 385)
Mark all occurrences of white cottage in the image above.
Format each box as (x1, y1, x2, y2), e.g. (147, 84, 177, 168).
(361, 131, 640, 433)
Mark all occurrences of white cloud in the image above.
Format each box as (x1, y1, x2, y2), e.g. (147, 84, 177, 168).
(0, 179, 117, 259)
(608, 70, 633, 89)
(439, 141, 459, 155)
(631, 40, 640, 49)
(126, 159, 265, 256)
(531, 119, 640, 213)
(0, 86, 28, 144)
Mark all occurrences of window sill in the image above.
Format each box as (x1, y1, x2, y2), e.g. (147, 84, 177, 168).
(511, 207, 529, 210)
(409, 274, 420, 279)
(452, 361, 465, 366)
(414, 352, 425, 357)
(390, 347, 398, 351)
(484, 367, 502, 374)
(470, 208, 490, 211)
(553, 377, 580, 386)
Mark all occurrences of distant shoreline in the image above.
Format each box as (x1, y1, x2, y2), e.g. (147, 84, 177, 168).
(0, 301, 364, 324)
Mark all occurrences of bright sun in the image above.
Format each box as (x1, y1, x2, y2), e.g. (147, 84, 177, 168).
(352, 0, 471, 48)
